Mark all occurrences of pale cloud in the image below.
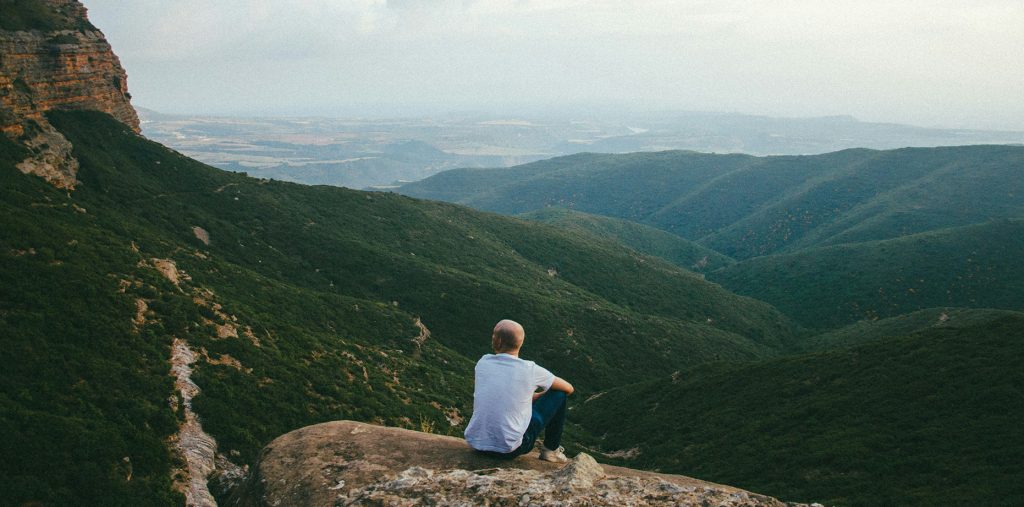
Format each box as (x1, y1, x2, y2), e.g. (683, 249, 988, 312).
(83, 0, 1024, 129)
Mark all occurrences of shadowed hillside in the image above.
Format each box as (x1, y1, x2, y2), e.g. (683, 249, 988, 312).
(519, 207, 734, 272)
(577, 310, 1024, 506)
(709, 219, 1024, 329)
(799, 307, 1024, 351)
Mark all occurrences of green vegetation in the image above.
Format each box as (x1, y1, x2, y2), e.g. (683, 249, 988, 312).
(519, 207, 734, 272)
(1, 135, 181, 504)
(577, 311, 1024, 506)
(0, 0, 96, 32)
(5, 107, 1022, 506)
(700, 147, 1024, 258)
(710, 220, 1024, 329)
(398, 146, 1024, 259)
(0, 132, 28, 163)
(399, 151, 756, 222)
(4, 2, 1022, 503)
(402, 146, 1024, 505)
(1, 111, 799, 505)
(801, 307, 1024, 351)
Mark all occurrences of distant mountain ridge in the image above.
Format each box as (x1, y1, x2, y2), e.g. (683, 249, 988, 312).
(137, 106, 1024, 191)
(397, 146, 1024, 259)
(550, 111, 1024, 156)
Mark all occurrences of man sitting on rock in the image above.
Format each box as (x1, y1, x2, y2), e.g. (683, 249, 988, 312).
(464, 319, 575, 463)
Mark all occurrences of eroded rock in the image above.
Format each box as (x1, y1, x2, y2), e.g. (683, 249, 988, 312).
(229, 420, 809, 507)
(193, 226, 211, 245)
(1, 0, 140, 189)
(169, 338, 217, 507)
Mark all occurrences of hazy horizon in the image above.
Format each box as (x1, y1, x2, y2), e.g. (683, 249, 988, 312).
(84, 0, 1024, 131)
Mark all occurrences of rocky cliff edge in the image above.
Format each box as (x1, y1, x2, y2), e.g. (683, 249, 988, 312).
(228, 420, 814, 507)
(1, 0, 139, 189)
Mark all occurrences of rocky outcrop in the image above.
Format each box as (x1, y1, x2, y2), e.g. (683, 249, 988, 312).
(230, 420, 812, 506)
(1, 0, 139, 188)
(169, 338, 221, 506)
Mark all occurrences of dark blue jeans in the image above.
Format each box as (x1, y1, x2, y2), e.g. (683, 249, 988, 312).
(481, 390, 568, 459)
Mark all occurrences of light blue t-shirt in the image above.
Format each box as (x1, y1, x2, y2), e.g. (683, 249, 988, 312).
(464, 353, 555, 452)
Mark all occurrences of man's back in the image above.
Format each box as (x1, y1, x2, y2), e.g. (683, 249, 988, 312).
(464, 353, 554, 452)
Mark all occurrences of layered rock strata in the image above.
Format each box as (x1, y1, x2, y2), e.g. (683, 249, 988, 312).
(230, 420, 812, 506)
(1, 0, 139, 188)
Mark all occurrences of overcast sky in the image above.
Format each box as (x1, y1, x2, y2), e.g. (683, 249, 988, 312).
(83, 0, 1024, 129)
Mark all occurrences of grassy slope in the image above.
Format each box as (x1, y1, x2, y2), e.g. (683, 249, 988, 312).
(399, 151, 757, 219)
(0, 111, 799, 504)
(802, 307, 1024, 351)
(0, 135, 184, 503)
(710, 220, 1024, 329)
(56, 112, 797, 369)
(0, 120, 474, 505)
(576, 311, 1024, 506)
(648, 149, 873, 242)
(397, 147, 1024, 259)
(519, 207, 734, 272)
(701, 146, 1024, 258)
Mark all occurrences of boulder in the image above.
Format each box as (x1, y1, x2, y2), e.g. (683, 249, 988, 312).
(229, 420, 807, 506)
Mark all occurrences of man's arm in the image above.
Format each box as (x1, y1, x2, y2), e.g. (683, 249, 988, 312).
(550, 376, 574, 394)
(533, 376, 574, 400)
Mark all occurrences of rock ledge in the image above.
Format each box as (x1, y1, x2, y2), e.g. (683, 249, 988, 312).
(229, 420, 812, 506)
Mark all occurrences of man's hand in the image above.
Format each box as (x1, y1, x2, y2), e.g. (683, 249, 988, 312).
(532, 391, 544, 401)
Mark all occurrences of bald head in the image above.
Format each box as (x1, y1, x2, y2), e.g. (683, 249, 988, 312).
(492, 319, 525, 354)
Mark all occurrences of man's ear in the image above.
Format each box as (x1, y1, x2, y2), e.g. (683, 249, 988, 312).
(491, 334, 501, 352)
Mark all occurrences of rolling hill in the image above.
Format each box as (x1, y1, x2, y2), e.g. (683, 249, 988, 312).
(576, 309, 1024, 506)
(799, 307, 1024, 351)
(397, 147, 1024, 259)
(709, 219, 1024, 329)
(518, 207, 734, 273)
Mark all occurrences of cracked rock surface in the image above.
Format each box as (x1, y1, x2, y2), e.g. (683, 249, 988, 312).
(229, 421, 810, 507)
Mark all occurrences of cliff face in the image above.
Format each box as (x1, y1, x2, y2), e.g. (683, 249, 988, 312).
(229, 421, 813, 507)
(0, 0, 139, 188)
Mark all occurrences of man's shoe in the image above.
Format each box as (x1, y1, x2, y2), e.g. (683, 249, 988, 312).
(539, 445, 569, 463)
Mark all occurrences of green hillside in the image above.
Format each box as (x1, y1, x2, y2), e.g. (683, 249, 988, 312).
(397, 147, 1024, 259)
(710, 220, 1024, 329)
(399, 150, 757, 220)
(801, 307, 1024, 351)
(576, 311, 1024, 506)
(699, 146, 1024, 258)
(0, 111, 798, 505)
(519, 207, 734, 272)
